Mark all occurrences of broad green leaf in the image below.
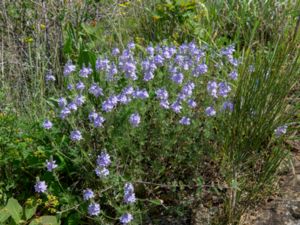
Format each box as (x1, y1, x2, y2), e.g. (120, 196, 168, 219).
(25, 205, 37, 220)
(6, 198, 22, 224)
(29, 216, 59, 225)
(0, 207, 10, 223)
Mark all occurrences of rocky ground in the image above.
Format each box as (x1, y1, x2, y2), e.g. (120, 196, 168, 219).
(242, 140, 300, 225)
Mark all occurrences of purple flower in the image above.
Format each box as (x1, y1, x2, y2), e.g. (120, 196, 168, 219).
(63, 60, 76, 76)
(88, 203, 100, 216)
(129, 113, 141, 127)
(160, 100, 170, 109)
(102, 95, 118, 112)
(207, 81, 218, 98)
(122, 62, 137, 80)
(179, 117, 191, 125)
(34, 181, 47, 193)
(122, 86, 134, 95)
(95, 167, 109, 178)
(133, 89, 149, 99)
(58, 97, 67, 108)
(171, 101, 182, 113)
(96, 58, 110, 71)
(220, 45, 235, 58)
(96, 152, 111, 168)
(45, 158, 58, 172)
(205, 106, 216, 117)
(94, 115, 105, 127)
(171, 73, 184, 84)
(124, 183, 136, 204)
(229, 57, 239, 67)
(223, 101, 234, 111)
(229, 71, 238, 80)
(43, 120, 53, 129)
(155, 88, 169, 100)
(107, 63, 118, 81)
(193, 63, 208, 77)
(120, 213, 133, 224)
(179, 82, 195, 100)
(68, 102, 78, 111)
(76, 81, 85, 91)
(79, 66, 92, 78)
(89, 83, 103, 97)
(127, 41, 135, 49)
(74, 95, 85, 106)
(45, 72, 56, 82)
(118, 94, 131, 105)
(188, 99, 197, 108)
(67, 84, 73, 90)
(60, 107, 71, 119)
(112, 48, 120, 56)
(143, 71, 154, 81)
(146, 46, 154, 56)
(89, 111, 99, 122)
(218, 82, 231, 97)
(154, 55, 164, 65)
(83, 189, 94, 201)
(274, 125, 288, 137)
(70, 130, 82, 141)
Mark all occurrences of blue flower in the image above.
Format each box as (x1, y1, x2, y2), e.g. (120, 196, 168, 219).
(160, 100, 170, 109)
(58, 97, 67, 108)
(171, 101, 182, 113)
(229, 71, 238, 80)
(43, 120, 53, 130)
(45, 158, 58, 172)
(179, 117, 191, 125)
(274, 125, 288, 137)
(96, 152, 111, 168)
(187, 99, 197, 108)
(218, 82, 231, 97)
(129, 113, 141, 127)
(223, 101, 234, 111)
(193, 63, 208, 77)
(120, 213, 133, 224)
(34, 181, 47, 193)
(155, 88, 169, 100)
(171, 72, 184, 84)
(205, 106, 216, 117)
(83, 189, 94, 201)
(63, 60, 76, 76)
(74, 95, 85, 106)
(76, 81, 85, 91)
(70, 130, 82, 141)
(60, 107, 71, 119)
(207, 81, 218, 98)
(89, 83, 103, 97)
(95, 167, 109, 178)
(88, 203, 100, 216)
(124, 183, 136, 204)
(79, 66, 92, 78)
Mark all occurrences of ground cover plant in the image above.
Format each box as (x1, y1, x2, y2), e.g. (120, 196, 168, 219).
(0, 0, 300, 225)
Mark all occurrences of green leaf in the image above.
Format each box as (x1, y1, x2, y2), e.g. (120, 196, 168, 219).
(0, 207, 10, 223)
(148, 199, 162, 205)
(29, 216, 59, 225)
(6, 198, 22, 224)
(25, 205, 37, 220)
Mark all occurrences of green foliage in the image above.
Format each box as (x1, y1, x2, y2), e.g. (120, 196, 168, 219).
(0, 197, 59, 225)
(1, 0, 300, 224)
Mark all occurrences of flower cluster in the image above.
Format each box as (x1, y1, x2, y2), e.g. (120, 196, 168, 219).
(45, 41, 238, 144)
(95, 151, 111, 178)
(41, 41, 240, 224)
